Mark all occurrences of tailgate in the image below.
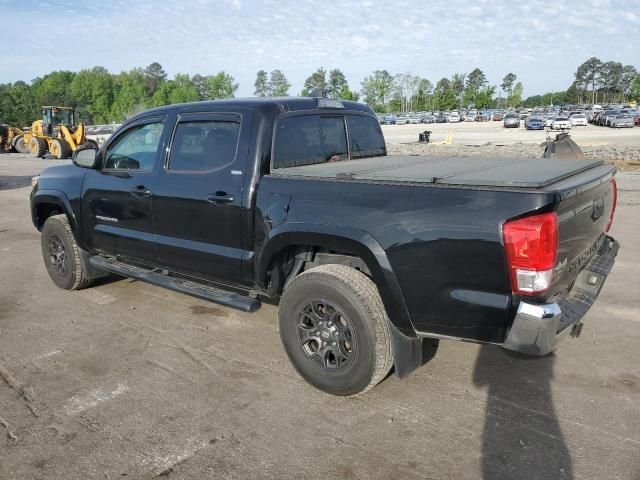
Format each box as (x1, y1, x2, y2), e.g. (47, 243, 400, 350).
(548, 163, 617, 297)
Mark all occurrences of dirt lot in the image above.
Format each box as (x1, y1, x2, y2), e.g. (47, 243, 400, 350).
(1, 153, 639, 479)
(382, 121, 640, 147)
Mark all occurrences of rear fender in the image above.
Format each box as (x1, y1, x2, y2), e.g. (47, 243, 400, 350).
(258, 222, 415, 337)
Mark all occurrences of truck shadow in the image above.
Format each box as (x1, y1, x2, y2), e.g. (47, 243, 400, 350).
(473, 346, 573, 480)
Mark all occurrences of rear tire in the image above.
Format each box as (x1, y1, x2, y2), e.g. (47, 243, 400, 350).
(29, 137, 48, 158)
(41, 214, 93, 290)
(278, 264, 393, 396)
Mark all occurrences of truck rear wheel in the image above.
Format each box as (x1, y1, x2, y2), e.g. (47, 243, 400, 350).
(30, 137, 48, 158)
(278, 264, 393, 396)
(41, 214, 93, 290)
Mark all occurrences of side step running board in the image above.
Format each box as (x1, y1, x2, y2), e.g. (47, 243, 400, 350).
(89, 256, 261, 313)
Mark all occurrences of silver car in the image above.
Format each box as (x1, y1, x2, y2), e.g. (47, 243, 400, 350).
(611, 114, 634, 128)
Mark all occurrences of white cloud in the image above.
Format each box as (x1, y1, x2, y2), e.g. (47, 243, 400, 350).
(0, 0, 638, 97)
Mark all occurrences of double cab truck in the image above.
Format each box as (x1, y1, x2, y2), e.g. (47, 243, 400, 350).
(31, 97, 619, 395)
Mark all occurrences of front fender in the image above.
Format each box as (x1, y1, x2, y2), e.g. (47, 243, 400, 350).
(257, 222, 416, 337)
(31, 189, 85, 249)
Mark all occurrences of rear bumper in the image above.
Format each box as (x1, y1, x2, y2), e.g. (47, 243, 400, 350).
(502, 236, 619, 355)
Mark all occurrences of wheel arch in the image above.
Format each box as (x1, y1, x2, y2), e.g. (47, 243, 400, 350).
(31, 190, 84, 248)
(257, 223, 416, 337)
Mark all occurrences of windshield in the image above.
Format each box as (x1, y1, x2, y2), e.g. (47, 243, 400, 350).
(50, 108, 73, 125)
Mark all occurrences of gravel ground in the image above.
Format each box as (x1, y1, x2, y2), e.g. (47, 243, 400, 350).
(387, 142, 640, 171)
(0, 153, 639, 479)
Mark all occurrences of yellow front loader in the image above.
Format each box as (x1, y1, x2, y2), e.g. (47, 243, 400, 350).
(21, 106, 97, 159)
(0, 124, 28, 153)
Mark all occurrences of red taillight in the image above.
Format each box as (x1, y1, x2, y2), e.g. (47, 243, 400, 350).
(606, 179, 617, 232)
(503, 212, 559, 295)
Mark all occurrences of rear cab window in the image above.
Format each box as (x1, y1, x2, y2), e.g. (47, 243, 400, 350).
(272, 113, 386, 170)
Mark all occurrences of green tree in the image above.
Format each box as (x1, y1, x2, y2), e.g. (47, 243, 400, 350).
(463, 68, 487, 107)
(575, 57, 602, 103)
(111, 68, 149, 120)
(254, 70, 269, 97)
(508, 82, 524, 107)
(70, 67, 114, 123)
(301, 67, 327, 96)
(143, 62, 167, 96)
(360, 70, 394, 111)
(31, 71, 76, 108)
(206, 72, 238, 99)
(269, 70, 290, 96)
(501, 73, 517, 102)
(327, 69, 348, 98)
(630, 74, 640, 101)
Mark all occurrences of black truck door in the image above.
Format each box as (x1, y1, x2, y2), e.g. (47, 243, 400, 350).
(152, 111, 252, 285)
(81, 116, 170, 264)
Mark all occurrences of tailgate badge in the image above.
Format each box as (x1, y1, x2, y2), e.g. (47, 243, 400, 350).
(591, 198, 605, 222)
(587, 275, 599, 286)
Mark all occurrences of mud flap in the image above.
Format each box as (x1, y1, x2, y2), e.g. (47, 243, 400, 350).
(389, 322, 439, 378)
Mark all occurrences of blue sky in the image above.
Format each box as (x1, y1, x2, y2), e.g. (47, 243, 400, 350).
(1, 0, 638, 98)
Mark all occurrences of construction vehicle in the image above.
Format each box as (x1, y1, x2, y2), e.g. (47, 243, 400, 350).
(0, 124, 29, 153)
(20, 106, 96, 159)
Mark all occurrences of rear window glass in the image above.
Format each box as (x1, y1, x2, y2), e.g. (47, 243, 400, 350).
(273, 116, 347, 169)
(273, 114, 385, 169)
(347, 116, 386, 159)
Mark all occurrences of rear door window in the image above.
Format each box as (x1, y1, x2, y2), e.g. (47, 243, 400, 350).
(273, 115, 348, 169)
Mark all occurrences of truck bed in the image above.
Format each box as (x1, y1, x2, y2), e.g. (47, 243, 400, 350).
(272, 155, 604, 189)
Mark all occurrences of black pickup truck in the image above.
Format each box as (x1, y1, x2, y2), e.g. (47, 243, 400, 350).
(30, 97, 619, 395)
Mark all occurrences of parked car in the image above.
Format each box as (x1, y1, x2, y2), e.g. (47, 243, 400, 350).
(570, 114, 588, 127)
(544, 115, 556, 127)
(465, 113, 476, 122)
(435, 113, 447, 123)
(447, 112, 461, 123)
(395, 116, 408, 125)
(602, 110, 621, 127)
(524, 116, 545, 130)
(30, 97, 619, 395)
(551, 116, 571, 130)
(421, 115, 436, 124)
(492, 112, 504, 121)
(503, 113, 520, 128)
(86, 124, 121, 146)
(381, 115, 396, 125)
(610, 114, 635, 128)
(408, 116, 421, 124)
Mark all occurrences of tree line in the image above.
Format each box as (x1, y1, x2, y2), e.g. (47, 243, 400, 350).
(2, 58, 639, 126)
(0, 62, 239, 126)
(523, 58, 639, 108)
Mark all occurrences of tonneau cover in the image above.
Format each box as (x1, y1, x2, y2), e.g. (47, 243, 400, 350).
(273, 155, 604, 189)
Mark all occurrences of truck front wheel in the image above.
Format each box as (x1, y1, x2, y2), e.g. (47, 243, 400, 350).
(278, 264, 393, 396)
(41, 214, 93, 290)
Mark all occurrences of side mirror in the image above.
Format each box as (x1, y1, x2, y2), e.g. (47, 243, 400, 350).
(73, 147, 98, 169)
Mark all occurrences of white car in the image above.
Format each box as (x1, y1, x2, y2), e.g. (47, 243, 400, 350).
(465, 114, 476, 122)
(551, 117, 571, 130)
(86, 124, 121, 145)
(544, 115, 555, 127)
(395, 116, 408, 125)
(447, 113, 461, 123)
(570, 114, 587, 126)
